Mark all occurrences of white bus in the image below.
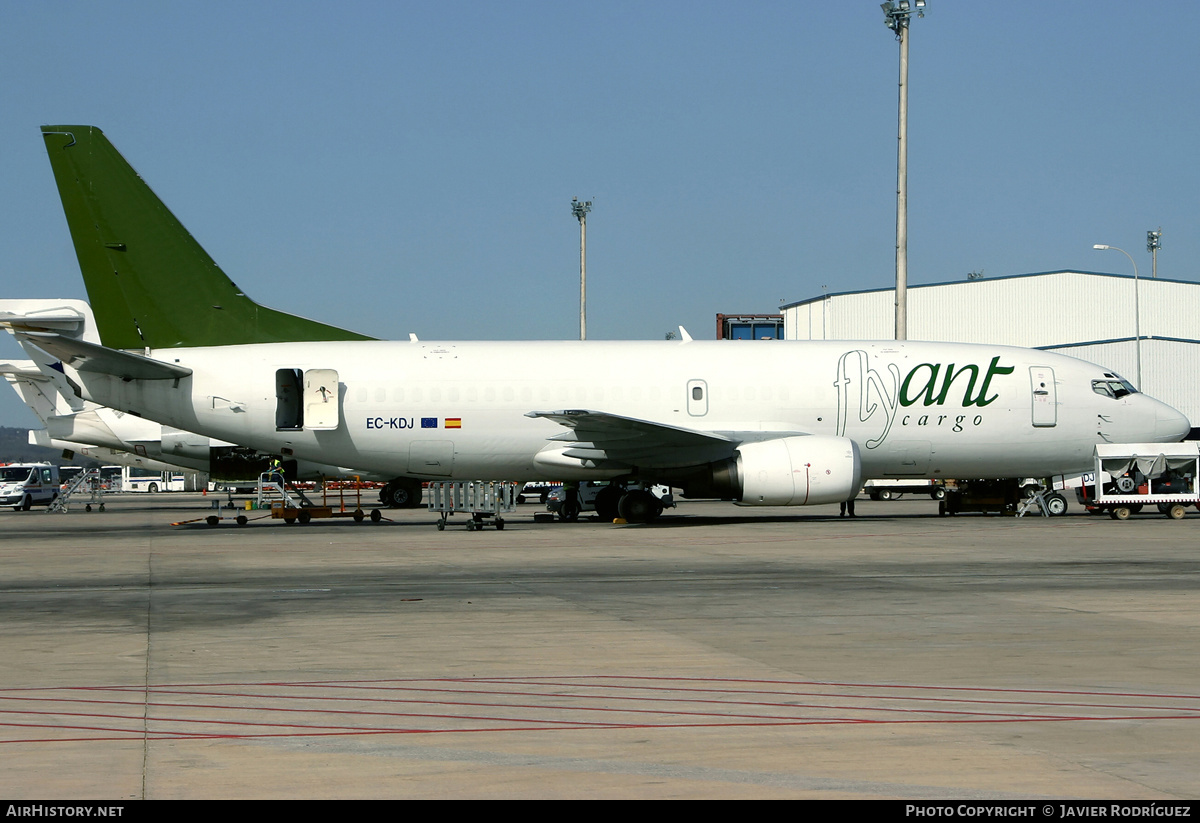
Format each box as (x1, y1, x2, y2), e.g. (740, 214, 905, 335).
(122, 466, 187, 493)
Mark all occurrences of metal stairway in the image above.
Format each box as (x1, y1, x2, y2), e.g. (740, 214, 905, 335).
(47, 468, 102, 513)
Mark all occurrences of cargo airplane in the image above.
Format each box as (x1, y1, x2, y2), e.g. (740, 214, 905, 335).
(12, 125, 1190, 521)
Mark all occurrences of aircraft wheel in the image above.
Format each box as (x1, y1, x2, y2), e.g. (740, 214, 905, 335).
(558, 499, 580, 522)
(382, 480, 422, 508)
(618, 490, 660, 523)
(594, 485, 622, 521)
(1044, 493, 1068, 516)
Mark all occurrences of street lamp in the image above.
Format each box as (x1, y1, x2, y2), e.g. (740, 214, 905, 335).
(881, 0, 927, 341)
(1093, 244, 1141, 389)
(571, 197, 592, 341)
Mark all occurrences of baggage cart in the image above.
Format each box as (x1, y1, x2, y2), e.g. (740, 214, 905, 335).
(427, 481, 519, 530)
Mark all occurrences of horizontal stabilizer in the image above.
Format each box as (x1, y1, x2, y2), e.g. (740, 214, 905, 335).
(17, 332, 192, 381)
(0, 306, 87, 333)
(0, 361, 51, 381)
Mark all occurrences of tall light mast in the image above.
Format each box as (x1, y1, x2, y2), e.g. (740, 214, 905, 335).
(572, 197, 592, 340)
(882, 0, 926, 341)
(1147, 228, 1162, 279)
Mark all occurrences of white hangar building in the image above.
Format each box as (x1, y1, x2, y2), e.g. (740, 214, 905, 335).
(780, 270, 1200, 430)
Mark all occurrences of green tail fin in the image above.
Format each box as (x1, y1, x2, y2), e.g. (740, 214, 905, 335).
(41, 125, 374, 349)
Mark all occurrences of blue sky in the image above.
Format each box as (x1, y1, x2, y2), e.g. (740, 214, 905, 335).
(1, 1, 1197, 428)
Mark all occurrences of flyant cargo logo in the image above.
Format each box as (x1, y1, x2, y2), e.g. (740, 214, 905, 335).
(834, 350, 1014, 449)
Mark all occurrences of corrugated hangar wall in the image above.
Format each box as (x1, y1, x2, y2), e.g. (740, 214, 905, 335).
(780, 271, 1200, 424)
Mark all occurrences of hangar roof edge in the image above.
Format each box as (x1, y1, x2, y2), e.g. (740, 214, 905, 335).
(780, 270, 1200, 310)
(1040, 335, 1200, 351)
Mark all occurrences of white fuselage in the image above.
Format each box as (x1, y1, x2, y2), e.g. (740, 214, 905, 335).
(59, 338, 1189, 487)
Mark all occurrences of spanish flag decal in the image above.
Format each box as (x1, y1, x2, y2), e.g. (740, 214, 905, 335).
(444, 418, 462, 429)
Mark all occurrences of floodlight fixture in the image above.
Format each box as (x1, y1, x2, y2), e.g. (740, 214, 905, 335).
(1147, 228, 1162, 279)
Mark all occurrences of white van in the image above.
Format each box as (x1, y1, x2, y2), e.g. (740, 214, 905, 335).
(0, 463, 60, 510)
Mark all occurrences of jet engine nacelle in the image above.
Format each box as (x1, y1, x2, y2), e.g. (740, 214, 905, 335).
(736, 435, 862, 506)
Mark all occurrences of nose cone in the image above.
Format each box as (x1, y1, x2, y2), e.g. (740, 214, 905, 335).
(1156, 402, 1192, 442)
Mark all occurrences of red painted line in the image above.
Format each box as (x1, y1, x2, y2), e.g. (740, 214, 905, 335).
(21, 673, 1197, 703)
(16, 682, 1186, 724)
(2, 675, 1196, 750)
(10, 682, 1197, 724)
(416, 680, 1200, 715)
(0, 694, 1065, 725)
(444, 676, 1200, 709)
(519, 674, 1200, 701)
(5, 711, 1197, 746)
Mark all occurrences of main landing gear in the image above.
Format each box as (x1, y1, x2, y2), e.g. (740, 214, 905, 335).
(593, 485, 667, 524)
(380, 477, 423, 509)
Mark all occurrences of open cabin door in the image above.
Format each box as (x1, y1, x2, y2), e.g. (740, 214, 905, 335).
(275, 368, 303, 430)
(304, 369, 340, 430)
(276, 368, 340, 431)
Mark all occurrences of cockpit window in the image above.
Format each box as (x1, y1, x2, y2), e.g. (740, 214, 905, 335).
(1092, 378, 1138, 399)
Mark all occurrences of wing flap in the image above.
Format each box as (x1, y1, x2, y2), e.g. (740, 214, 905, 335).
(528, 409, 736, 468)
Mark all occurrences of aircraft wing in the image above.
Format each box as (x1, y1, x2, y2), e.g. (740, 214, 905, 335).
(17, 332, 192, 381)
(526, 409, 736, 468)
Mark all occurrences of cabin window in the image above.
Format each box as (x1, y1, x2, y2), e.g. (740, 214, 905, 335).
(687, 379, 708, 416)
